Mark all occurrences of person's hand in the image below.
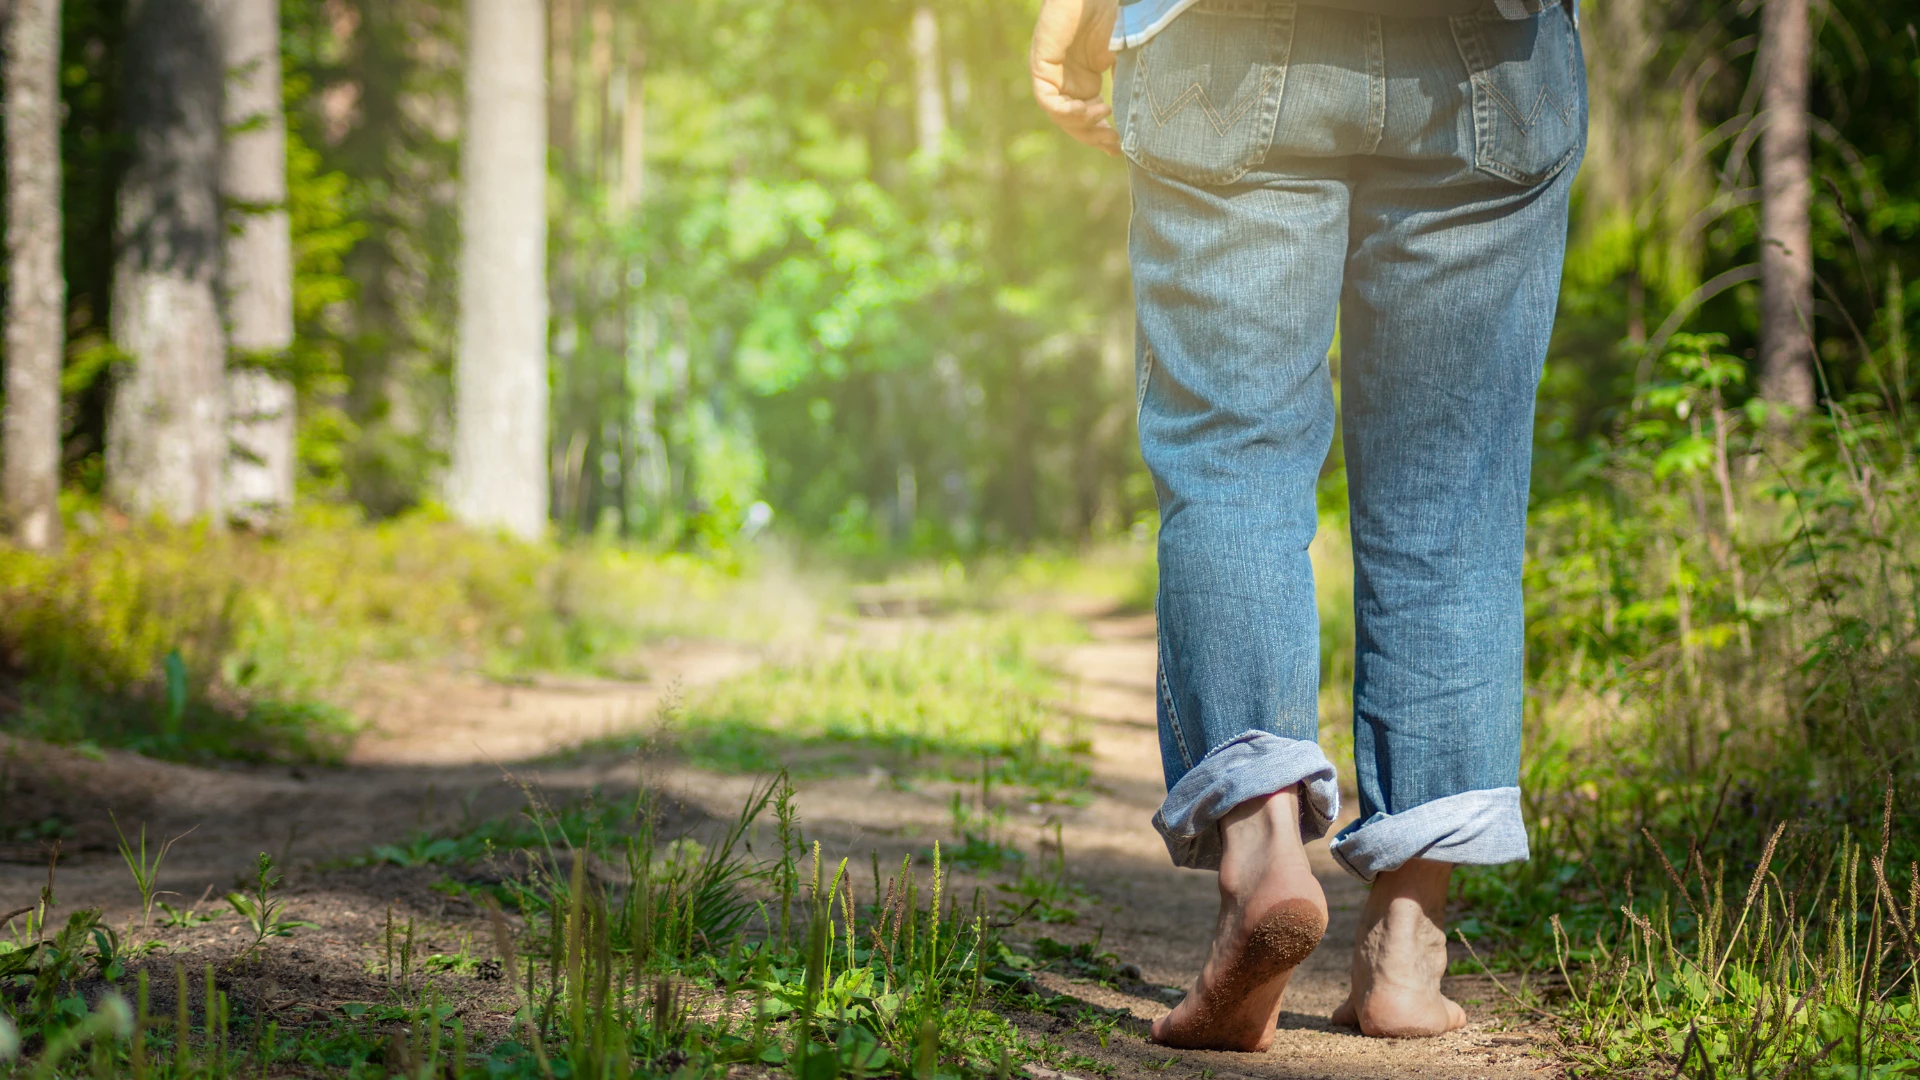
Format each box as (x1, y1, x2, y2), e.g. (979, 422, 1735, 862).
(1031, 0, 1120, 155)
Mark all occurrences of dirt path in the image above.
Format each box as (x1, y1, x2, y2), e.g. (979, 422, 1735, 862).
(0, 615, 1556, 1078)
(641, 615, 1557, 1080)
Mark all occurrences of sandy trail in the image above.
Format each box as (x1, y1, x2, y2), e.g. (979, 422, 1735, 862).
(0, 614, 1555, 1078)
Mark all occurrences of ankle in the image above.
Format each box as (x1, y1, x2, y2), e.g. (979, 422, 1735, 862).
(1363, 858, 1452, 922)
(1215, 787, 1311, 894)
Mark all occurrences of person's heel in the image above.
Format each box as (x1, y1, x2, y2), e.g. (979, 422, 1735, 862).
(1229, 896, 1326, 990)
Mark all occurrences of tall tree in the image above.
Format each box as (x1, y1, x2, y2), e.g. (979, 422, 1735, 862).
(1758, 0, 1815, 411)
(910, 6, 946, 165)
(216, 0, 295, 523)
(448, 0, 549, 538)
(108, 0, 228, 522)
(3, 0, 65, 550)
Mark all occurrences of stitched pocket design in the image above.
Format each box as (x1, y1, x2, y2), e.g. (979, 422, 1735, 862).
(1452, 4, 1585, 186)
(1117, 3, 1294, 186)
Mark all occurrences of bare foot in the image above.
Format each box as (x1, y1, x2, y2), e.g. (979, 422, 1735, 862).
(1150, 787, 1329, 1052)
(1330, 858, 1469, 1038)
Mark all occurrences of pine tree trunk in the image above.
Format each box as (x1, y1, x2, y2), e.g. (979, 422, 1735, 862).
(215, 0, 296, 524)
(1758, 0, 1814, 412)
(449, 0, 548, 539)
(3, 0, 65, 550)
(108, 0, 228, 523)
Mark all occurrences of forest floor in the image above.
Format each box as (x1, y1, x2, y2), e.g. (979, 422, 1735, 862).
(0, 608, 1559, 1079)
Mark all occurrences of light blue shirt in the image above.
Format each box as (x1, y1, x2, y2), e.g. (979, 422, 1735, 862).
(1110, 0, 1203, 50)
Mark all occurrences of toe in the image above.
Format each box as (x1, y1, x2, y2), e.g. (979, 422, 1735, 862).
(1446, 996, 1468, 1031)
(1330, 998, 1357, 1028)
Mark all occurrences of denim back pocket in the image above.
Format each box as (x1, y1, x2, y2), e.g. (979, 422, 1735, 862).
(1451, 3, 1585, 186)
(1116, 1, 1294, 187)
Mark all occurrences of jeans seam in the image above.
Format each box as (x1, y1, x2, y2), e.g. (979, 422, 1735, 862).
(1362, 15, 1386, 154)
(1157, 644, 1197, 771)
(1136, 339, 1156, 422)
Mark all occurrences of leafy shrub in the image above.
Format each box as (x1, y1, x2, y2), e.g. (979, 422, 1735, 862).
(1450, 334, 1920, 1075)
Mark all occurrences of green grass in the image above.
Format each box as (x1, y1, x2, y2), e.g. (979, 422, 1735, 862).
(0, 507, 817, 763)
(1436, 337, 1920, 1076)
(0, 776, 1114, 1079)
(857, 542, 1159, 617)
(662, 613, 1093, 795)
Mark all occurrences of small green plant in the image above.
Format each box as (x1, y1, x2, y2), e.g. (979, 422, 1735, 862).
(224, 852, 307, 961)
(161, 649, 189, 741)
(939, 784, 1024, 873)
(421, 943, 480, 978)
(156, 899, 217, 930)
(998, 821, 1087, 925)
(1032, 935, 1122, 984)
(110, 815, 187, 935)
(365, 832, 465, 868)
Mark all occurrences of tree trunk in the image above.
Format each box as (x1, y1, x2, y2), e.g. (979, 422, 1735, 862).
(108, 0, 228, 523)
(215, 0, 296, 525)
(449, 0, 548, 539)
(3, 0, 64, 550)
(910, 6, 946, 164)
(1758, 0, 1814, 412)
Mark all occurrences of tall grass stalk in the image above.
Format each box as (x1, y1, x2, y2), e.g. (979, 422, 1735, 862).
(1541, 813, 1920, 1077)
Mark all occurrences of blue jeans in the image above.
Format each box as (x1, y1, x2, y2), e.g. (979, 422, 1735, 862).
(1116, 0, 1586, 880)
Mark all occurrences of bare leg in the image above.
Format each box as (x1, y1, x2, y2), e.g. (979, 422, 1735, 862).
(1330, 858, 1468, 1038)
(1150, 787, 1329, 1052)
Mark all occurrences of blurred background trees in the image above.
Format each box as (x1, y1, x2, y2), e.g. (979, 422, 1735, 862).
(0, 0, 1915, 555)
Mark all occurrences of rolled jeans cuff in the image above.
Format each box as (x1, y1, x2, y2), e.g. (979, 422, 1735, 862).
(1329, 787, 1529, 882)
(1151, 731, 1340, 870)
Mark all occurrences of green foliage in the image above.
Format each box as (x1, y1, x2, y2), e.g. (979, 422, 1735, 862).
(0, 511, 803, 762)
(533, 1, 1144, 548)
(283, 72, 369, 503)
(50, 0, 130, 496)
(1544, 0, 1920, 476)
(1448, 324, 1920, 1074)
(0, 906, 128, 1066)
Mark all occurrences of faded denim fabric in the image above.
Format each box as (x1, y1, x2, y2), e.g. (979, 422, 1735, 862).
(1118, 0, 1586, 880)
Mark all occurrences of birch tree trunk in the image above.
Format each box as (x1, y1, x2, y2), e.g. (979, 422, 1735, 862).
(1758, 0, 1815, 412)
(215, 0, 296, 524)
(449, 0, 548, 539)
(108, 0, 228, 523)
(3, 0, 64, 550)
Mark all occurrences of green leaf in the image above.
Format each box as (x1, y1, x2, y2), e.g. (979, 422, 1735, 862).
(1653, 436, 1715, 479)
